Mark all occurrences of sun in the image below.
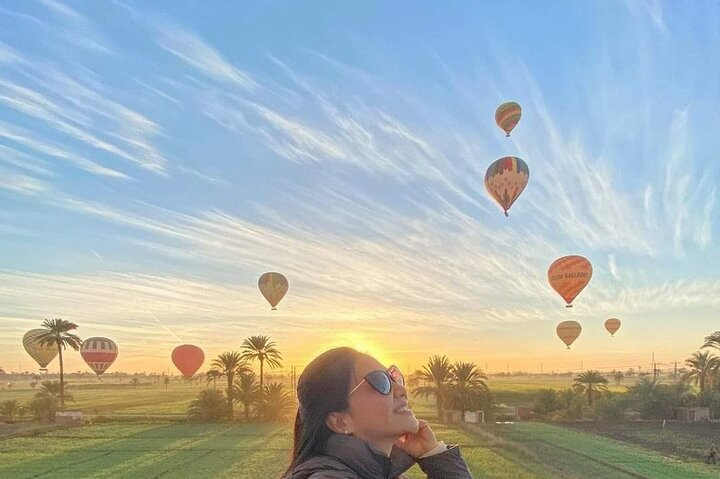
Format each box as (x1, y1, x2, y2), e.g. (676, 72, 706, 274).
(311, 332, 392, 367)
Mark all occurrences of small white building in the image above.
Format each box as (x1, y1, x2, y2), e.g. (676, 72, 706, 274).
(676, 407, 711, 422)
(56, 411, 84, 424)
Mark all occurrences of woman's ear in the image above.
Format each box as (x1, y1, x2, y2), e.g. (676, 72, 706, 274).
(326, 411, 354, 435)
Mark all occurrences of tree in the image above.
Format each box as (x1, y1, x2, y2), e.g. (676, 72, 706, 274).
(206, 369, 223, 389)
(34, 318, 81, 409)
(533, 389, 559, 416)
(163, 376, 170, 389)
(684, 350, 719, 395)
(627, 377, 669, 419)
(187, 389, 229, 421)
(29, 395, 57, 422)
(447, 362, 489, 419)
(211, 352, 251, 418)
(557, 389, 584, 420)
(613, 371, 625, 386)
(257, 383, 294, 422)
(130, 377, 140, 389)
(666, 379, 694, 410)
(37, 380, 74, 403)
(0, 400, 19, 423)
(573, 370, 608, 406)
(412, 355, 453, 423)
(233, 372, 260, 422)
(29, 381, 38, 389)
(702, 331, 720, 351)
(240, 336, 283, 391)
(594, 392, 630, 420)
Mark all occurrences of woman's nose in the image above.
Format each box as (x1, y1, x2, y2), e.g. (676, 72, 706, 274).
(393, 381, 408, 397)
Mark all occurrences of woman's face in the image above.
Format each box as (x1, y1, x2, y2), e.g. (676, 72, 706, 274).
(345, 354, 420, 441)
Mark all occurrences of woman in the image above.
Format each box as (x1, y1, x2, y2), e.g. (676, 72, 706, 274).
(283, 347, 473, 479)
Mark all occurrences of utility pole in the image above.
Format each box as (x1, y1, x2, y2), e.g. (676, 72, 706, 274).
(652, 352, 657, 381)
(674, 361, 678, 381)
(540, 362, 543, 374)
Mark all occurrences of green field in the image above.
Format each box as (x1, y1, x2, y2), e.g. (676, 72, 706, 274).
(2, 379, 719, 478)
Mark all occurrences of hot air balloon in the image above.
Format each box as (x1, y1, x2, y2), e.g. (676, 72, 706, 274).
(605, 318, 621, 337)
(22, 329, 58, 371)
(259, 272, 288, 310)
(485, 156, 530, 217)
(80, 337, 118, 376)
(547, 255, 593, 308)
(557, 321, 582, 349)
(171, 344, 205, 378)
(495, 101, 522, 137)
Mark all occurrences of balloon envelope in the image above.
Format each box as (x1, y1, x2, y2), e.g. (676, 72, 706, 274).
(557, 321, 582, 349)
(172, 344, 205, 378)
(605, 318, 621, 337)
(484, 156, 530, 217)
(495, 101, 522, 137)
(259, 272, 288, 310)
(80, 337, 118, 376)
(547, 256, 593, 307)
(22, 329, 58, 369)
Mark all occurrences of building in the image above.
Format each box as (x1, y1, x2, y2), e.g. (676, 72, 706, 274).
(676, 407, 711, 422)
(0, 368, 6, 375)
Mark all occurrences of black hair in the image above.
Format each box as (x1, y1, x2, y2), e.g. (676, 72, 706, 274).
(282, 347, 362, 478)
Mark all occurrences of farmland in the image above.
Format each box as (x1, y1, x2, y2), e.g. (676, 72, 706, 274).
(2, 379, 719, 478)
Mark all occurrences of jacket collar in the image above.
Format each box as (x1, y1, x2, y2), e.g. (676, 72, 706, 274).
(322, 433, 415, 479)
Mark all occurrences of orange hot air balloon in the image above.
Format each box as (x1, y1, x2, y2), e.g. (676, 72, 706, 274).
(495, 101, 522, 137)
(605, 318, 621, 337)
(557, 320, 582, 349)
(172, 345, 205, 378)
(484, 156, 530, 217)
(547, 255, 593, 308)
(259, 272, 288, 310)
(80, 337, 118, 376)
(22, 329, 58, 371)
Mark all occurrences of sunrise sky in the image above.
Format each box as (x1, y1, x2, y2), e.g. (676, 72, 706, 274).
(0, 1, 718, 376)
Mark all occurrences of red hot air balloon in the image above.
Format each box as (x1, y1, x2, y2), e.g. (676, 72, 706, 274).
(80, 337, 118, 376)
(171, 345, 205, 378)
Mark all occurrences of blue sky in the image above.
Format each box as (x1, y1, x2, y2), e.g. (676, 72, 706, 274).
(0, 0, 718, 374)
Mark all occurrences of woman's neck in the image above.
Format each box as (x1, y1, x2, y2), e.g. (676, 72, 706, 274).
(361, 436, 394, 457)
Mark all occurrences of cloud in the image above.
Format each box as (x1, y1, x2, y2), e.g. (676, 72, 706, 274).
(0, 169, 48, 196)
(156, 24, 257, 90)
(39, 0, 113, 54)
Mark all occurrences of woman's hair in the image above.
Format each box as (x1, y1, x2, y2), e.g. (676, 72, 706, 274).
(282, 347, 362, 478)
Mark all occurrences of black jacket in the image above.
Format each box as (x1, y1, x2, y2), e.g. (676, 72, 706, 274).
(288, 433, 473, 479)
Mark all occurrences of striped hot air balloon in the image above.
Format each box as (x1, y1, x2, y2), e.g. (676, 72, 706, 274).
(605, 318, 621, 337)
(547, 255, 593, 308)
(22, 329, 58, 371)
(484, 156, 530, 217)
(557, 321, 582, 349)
(81, 337, 118, 376)
(259, 272, 288, 310)
(495, 101, 522, 137)
(172, 344, 205, 378)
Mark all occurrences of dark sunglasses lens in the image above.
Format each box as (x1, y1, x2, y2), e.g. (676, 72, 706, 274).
(366, 371, 392, 395)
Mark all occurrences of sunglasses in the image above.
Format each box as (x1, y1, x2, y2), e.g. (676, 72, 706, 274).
(349, 365, 404, 396)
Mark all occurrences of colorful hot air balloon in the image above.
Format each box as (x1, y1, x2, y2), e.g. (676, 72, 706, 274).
(22, 329, 58, 371)
(80, 337, 118, 376)
(605, 318, 621, 337)
(485, 156, 530, 217)
(259, 272, 288, 310)
(495, 101, 522, 137)
(171, 344, 205, 378)
(557, 320, 582, 349)
(547, 255, 593, 308)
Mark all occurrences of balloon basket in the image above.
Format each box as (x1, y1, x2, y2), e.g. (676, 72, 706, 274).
(271, 307, 277, 311)
(506, 133, 510, 137)
(565, 305, 573, 309)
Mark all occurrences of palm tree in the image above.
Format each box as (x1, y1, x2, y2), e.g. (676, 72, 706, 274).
(702, 331, 720, 351)
(240, 336, 283, 391)
(573, 370, 608, 406)
(187, 389, 229, 421)
(257, 383, 295, 422)
(666, 379, 694, 410)
(233, 372, 260, 422)
(448, 362, 489, 419)
(684, 350, 720, 395)
(130, 377, 140, 389)
(206, 369, 222, 389)
(163, 376, 170, 389)
(613, 371, 625, 386)
(411, 355, 453, 423)
(34, 318, 81, 409)
(211, 352, 251, 417)
(627, 377, 668, 419)
(37, 380, 74, 403)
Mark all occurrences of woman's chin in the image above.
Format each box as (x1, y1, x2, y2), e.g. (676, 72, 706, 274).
(404, 415, 420, 434)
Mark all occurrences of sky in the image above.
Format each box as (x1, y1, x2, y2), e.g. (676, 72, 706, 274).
(0, 0, 718, 376)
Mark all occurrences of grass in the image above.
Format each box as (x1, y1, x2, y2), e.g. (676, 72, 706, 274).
(2, 378, 718, 478)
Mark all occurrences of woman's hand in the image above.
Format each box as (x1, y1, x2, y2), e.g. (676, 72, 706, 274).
(393, 419, 440, 458)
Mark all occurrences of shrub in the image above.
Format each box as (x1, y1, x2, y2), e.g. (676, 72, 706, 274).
(187, 389, 230, 421)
